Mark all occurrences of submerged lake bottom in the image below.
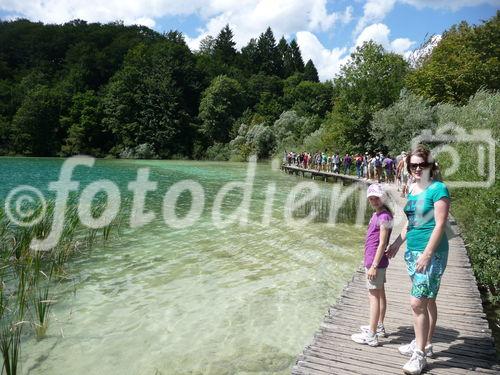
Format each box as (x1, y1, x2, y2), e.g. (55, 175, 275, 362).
(0, 157, 369, 374)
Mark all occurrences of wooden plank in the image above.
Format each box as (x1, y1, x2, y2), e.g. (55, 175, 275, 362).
(305, 344, 477, 375)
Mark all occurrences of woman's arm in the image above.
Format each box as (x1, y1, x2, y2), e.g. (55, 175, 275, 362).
(415, 197, 450, 272)
(367, 223, 391, 280)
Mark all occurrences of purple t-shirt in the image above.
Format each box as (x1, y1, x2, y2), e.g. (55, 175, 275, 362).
(384, 158, 393, 170)
(364, 210, 393, 268)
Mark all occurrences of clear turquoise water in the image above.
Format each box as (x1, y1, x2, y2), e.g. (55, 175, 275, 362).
(0, 157, 368, 375)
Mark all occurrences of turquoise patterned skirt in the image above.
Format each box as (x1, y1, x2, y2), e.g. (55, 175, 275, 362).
(404, 250, 448, 299)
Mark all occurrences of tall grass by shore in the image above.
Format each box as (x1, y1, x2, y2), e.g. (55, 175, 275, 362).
(0, 200, 121, 374)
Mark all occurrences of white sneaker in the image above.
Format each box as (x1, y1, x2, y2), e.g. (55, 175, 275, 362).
(425, 344, 435, 358)
(399, 339, 435, 358)
(399, 339, 416, 356)
(403, 349, 427, 375)
(351, 330, 379, 347)
(360, 323, 388, 338)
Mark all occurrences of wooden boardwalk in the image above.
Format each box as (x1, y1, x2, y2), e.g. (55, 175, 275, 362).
(281, 164, 367, 184)
(282, 165, 500, 375)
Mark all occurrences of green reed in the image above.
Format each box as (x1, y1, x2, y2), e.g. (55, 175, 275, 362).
(0, 199, 121, 374)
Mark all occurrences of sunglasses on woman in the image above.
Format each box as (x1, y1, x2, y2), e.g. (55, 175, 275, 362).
(409, 162, 431, 170)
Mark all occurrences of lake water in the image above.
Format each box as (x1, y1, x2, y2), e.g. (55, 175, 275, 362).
(0, 157, 368, 375)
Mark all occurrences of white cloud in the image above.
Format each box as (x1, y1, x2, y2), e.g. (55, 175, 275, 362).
(308, 2, 354, 32)
(185, 0, 354, 50)
(0, 0, 354, 47)
(356, 23, 390, 48)
(352, 0, 498, 39)
(132, 17, 156, 28)
(0, 0, 203, 26)
(354, 0, 396, 36)
(355, 23, 415, 55)
(400, 0, 500, 11)
(296, 31, 349, 81)
(390, 38, 414, 54)
(353, 0, 499, 32)
(186, 0, 312, 50)
(296, 24, 416, 82)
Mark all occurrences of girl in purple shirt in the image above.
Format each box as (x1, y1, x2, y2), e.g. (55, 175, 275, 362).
(352, 183, 393, 347)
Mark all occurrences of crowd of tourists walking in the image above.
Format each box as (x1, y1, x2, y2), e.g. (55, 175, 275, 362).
(283, 150, 416, 196)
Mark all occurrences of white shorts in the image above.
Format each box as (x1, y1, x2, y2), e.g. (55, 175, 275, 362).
(365, 267, 387, 290)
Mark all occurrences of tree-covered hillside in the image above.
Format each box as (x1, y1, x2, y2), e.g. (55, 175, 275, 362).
(0, 13, 498, 163)
(0, 20, 324, 159)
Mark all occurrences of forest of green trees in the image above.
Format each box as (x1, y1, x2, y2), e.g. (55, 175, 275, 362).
(0, 13, 500, 160)
(0, 15, 498, 161)
(0, 20, 323, 159)
(0, 13, 499, 304)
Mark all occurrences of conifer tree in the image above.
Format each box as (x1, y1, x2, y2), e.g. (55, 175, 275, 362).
(256, 27, 282, 76)
(303, 59, 319, 82)
(214, 24, 237, 65)
(289, 39, 305, 72)
(278, 36, 294, 77)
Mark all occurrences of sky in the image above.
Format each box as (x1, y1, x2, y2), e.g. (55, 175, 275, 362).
(0, 0, 498, 81)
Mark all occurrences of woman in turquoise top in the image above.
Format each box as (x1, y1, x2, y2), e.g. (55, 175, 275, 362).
(386, 145, 451, 375)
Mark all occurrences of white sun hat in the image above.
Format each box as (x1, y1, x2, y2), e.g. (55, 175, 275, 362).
(367, 183, 386, 200)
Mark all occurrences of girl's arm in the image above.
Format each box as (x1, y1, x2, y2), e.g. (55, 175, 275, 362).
(415, 197, 450, 272)
(386, 220, 407, 258)
(386, 183, 415, 258)
(367, 222, 391, 280)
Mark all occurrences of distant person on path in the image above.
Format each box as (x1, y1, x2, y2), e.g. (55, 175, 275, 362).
(386, 145, 450, 375)
(355, 153, 363, 178)
(322, 151, 328, 172)
(374, 153, 383, 182)
(303, 152, 309, 169)
(367, 154, 375, 180)
(351, 183, 393, 347)
(311, 152, 317, 170)
(343, 153, 352, 175)
(384, 154, 394, 183)
(333, 153, 340, 173)
(396, 151, 409, 197)
(363, 152, 369, 179)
